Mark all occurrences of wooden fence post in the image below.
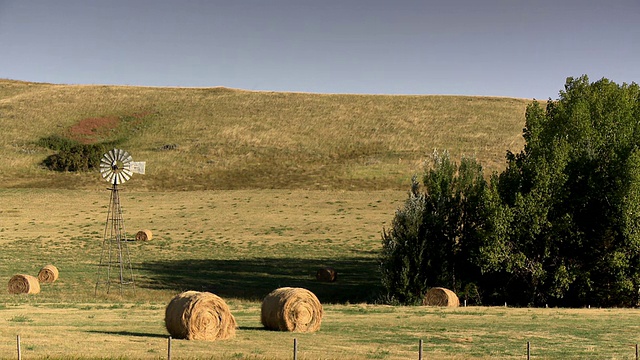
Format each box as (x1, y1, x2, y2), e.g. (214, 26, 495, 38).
(167, 336, 172, 360)
(527, 341, 530, 360)
(17, 335, 21, 360)
(419, 339, 423, 360)
(293, 338, 298, 360)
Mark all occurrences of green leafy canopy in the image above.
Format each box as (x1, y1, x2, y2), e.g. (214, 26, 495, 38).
(381, 76, 640, 307)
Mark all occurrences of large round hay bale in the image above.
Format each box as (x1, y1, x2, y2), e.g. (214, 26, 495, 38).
(8, 274, 40, 294)
(135, 229, 153, 241)
(38, 265, 59, 283)
(164, 291, 237, 340)
(422, 287, 460, 307)
(316, 267, 337, 282)
(261, 287, 323, 332)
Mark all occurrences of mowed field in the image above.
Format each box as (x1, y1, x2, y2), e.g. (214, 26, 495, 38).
(2, 189, 640, 360)
(2, 80, 639, 359)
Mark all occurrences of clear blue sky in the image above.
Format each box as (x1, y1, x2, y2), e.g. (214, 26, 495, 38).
(1, 0, 638, 99)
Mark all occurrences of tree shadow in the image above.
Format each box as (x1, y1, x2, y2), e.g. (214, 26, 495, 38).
(136, 257, 383, 303)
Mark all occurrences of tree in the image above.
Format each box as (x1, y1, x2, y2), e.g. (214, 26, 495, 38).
(381, 76, 640, 307)
(495, 76, 640, 306)
(380, 151, 488, 304)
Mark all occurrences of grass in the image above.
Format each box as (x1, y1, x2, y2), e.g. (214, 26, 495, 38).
(0, 189, 639, 359)
(0, 79, 532, 190)
(3, 79, 629, 359)
(2, 303, 640, 359)
(8, 314, 33, 323)
(0, 188, 402, 303)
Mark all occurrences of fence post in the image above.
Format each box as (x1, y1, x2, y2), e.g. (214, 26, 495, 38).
(293, 338, 298, 360)
(17, 335, 21, 360)
(636, 343, 638, 360)
(527, 341, 530, 360)
(419, 339, 423, 360)
(167, 336, 172, 360)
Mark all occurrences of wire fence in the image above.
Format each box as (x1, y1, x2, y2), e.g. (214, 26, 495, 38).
(12, 335, 640, 360)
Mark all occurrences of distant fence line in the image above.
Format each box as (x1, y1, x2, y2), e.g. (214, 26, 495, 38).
(12, 335, 640, 360)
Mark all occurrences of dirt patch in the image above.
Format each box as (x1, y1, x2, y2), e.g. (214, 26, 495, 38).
(68, 117, 119, 144)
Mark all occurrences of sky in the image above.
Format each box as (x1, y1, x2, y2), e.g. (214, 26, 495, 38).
(0, 0, 638, 100)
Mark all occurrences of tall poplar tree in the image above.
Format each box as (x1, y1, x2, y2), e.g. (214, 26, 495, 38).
(496, 76, 640, 306)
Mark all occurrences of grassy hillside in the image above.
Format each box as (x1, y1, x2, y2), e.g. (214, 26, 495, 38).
(0, 79, 532, 190)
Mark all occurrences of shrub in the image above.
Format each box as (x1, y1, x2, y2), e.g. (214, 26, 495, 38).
(41, 142, 108, 172)
(36, 135, 79, 152)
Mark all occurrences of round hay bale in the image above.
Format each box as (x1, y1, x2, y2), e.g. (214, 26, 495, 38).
(316, 267, 337, 282)
(422, 287, 460, 307)
(164, 291, 237, 340)
(38, 265, 59, 283)
(135, 229, 153, 241)
(8, 274, 40, 294)
(261, 287, 323, 332)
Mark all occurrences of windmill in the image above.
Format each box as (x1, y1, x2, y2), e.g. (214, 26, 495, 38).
(95, 149, 146, 296)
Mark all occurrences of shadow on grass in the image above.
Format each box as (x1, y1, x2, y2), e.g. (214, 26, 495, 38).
(137, 257, 384, 304)
(87, 330, 168, 338)
(238, 326, 269, 331)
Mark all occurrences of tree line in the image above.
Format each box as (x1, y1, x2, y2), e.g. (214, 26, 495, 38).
(380, 76, 640, 307)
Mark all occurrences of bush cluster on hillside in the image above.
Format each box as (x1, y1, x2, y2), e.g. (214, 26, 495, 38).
(37, 135, 114, 172)
(381, 76, 640, 307)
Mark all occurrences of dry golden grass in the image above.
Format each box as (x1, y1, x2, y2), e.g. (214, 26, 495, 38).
(1, 303, 639, 359)
(0, 189, 638, 359)
(0, 188, 404, 302)
(0, 79, 579, 359)
(0, 79, 532, 190)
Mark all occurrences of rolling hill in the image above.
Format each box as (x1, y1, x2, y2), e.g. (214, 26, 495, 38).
(0, 79, 534, 190)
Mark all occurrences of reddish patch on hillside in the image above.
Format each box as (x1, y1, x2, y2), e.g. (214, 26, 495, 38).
(68, 117, 119, 144)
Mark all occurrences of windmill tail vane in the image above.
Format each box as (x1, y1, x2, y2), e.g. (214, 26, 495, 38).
(129, 161, 146, 175)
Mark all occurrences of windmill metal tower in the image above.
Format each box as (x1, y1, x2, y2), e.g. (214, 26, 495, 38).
(95, 149, 145, 296)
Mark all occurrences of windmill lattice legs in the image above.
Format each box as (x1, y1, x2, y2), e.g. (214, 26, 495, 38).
(95, 183, 135, 296)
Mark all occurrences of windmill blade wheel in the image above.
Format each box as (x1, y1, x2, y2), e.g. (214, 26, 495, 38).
(100, 149, 133, 185)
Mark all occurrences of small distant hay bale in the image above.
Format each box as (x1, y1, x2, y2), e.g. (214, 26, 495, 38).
(261, 287, 323, 332)
(38, 265, 59, 283)
(8, 274, 40, 294)
(316, 267, 337, 282)
(135, 230, 153, 241)
(422, 287, 460, 307)
(164, 291, 237, 340)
